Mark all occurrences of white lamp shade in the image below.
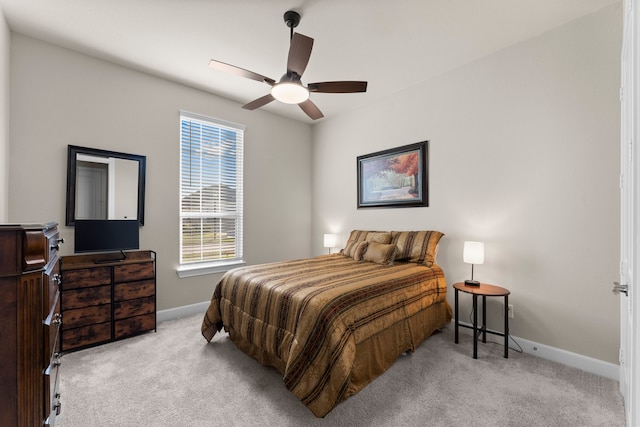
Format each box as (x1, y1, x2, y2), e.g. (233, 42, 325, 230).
(463, 241, 485, 264)
(324, 234, 338, 248)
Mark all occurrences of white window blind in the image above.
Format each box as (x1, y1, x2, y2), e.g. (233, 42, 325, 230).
(179, 111, 244, 267)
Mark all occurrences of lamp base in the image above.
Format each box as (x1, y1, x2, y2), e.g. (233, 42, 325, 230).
(464, 280, 480, 286)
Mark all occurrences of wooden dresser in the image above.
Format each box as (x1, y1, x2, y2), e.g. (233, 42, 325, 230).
(0, 222, 63, 427)
(59, 250, 156, 352)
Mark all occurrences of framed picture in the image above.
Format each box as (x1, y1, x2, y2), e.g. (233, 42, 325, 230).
(357, 141, 428, 209)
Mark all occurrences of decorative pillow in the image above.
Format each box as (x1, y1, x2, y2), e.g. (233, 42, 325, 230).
(342, 230, 391, 258)
(367, 232, 392, 244)
(353, 241, 369, 261)
(342, 230, 370, 258)
(363, 242, 397, 265)
(390, 230, 444, 267)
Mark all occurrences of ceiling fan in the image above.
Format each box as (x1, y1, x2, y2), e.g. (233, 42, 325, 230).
(208, 10, 368, 120)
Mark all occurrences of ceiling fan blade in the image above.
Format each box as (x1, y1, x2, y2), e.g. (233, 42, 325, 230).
(242, 94, 275, 110)
(209, 60, 275, 86)
(308, 81, 368, 93)
(287, 33, 314, 76)
(299, 99, 324, 120)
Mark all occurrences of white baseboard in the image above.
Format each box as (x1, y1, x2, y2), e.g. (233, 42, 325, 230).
(157, 304, 619, 381)
(456, 320, 619, 381)
(157, 301, 210, 323)
(514, 335, 619, 381)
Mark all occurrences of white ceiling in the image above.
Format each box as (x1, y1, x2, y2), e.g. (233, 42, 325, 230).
(0, 0, 620, 124)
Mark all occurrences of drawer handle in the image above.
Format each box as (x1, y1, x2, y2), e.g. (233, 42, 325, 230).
(53, 353, 62, 367)
(52, 313, 62, 326)
(52, 273, 62, 286)
(50, 238, 65, 251)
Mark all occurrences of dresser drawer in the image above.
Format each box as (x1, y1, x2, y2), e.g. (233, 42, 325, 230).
(43, 391, 61, 427)
(61, 304, 111, 330)
(62, 322, 111, 351)
(44, 352, 61, 396)
(45, 266, 62, 316)
(43, 291, 61, 360)
(114, 296, 155, 319)
(46, 228, 62, 267)
(115, 313, 155, 339)
(62, 267, 111, 290)
(114, 262, 154, 283)
(114, 279, 154, 302)
(59, 250, 156, 352)
(44, 352, 61, 427)
(61, 285, 111, 310)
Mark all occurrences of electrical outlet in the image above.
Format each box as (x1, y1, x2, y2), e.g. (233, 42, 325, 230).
(503, 303, 514, 318)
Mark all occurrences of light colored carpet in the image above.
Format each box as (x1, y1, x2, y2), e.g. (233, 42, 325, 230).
(57, 314, 626, 427)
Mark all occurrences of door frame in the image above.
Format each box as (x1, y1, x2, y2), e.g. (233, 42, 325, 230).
(620, 1, 639, 425)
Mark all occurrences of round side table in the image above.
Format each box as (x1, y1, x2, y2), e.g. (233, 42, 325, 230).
(453, 282, 510, 359)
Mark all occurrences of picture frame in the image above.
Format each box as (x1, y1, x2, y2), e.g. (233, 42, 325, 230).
(357, 141, 428, 209)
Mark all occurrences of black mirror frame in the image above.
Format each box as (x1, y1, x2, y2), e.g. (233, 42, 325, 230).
(66, 145, 146, 226)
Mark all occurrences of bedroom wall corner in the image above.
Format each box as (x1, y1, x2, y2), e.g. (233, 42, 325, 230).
(311, 4, 622, 365)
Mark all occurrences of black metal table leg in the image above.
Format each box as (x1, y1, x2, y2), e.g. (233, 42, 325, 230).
(454, 288, 459, 344)
(472, 294, 478, 359)
(504, 294, 509, 358)
(482, 295, 487, 343)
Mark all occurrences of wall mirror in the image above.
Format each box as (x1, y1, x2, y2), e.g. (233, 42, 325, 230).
(66, 145, 146, 226)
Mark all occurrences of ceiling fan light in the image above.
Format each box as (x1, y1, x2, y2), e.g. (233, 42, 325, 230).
(271, 82, 309, 104)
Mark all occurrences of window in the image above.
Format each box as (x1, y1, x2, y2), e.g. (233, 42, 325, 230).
(178, 111, 244, 277)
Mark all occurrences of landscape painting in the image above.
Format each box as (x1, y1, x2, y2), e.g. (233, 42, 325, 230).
(357, 141, 428, 209)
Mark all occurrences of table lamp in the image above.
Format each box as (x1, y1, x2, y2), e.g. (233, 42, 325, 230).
(463, 241, 484, 286)
(324, 234, 337, 254)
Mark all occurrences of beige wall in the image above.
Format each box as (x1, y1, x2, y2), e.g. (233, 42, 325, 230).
(8, 34, 313, 311)
(0, 11, 9, 222)
(312, 5, 622, 363)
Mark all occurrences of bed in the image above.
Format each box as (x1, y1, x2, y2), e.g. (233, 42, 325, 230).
(201, 230, 452, 417)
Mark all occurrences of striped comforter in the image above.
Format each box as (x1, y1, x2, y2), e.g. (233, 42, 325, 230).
(201, 254, 451, 417)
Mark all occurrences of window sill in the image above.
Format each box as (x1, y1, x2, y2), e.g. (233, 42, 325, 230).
(176, 260, 245, 278)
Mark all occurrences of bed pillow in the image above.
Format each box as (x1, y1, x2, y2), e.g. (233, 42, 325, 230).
(353, 241, 369, 261)
(363, 242, 397, 265)
(342, 230, 392, 258)
(367, 232, 392, 244)
(390, 230, 444, 267)
(342, 230, 369, 257)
